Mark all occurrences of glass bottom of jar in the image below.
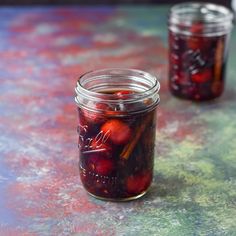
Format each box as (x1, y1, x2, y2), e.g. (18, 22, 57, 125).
(86, 189, 148, 202)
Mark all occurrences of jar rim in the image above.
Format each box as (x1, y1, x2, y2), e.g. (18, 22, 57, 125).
(170, 2, 233, 23)
(75, 68, 160, 101)
(75, 68, 160, 114)
(169, 2, 234, 36)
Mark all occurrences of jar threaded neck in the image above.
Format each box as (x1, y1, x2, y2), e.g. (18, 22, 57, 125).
(75, 68, 160, 115)
(169, 2, 234, 36)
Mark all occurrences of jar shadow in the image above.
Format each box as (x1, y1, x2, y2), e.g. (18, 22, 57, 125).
(188, 87, 236, 110)
(221, 87, 236, 102)
(142, 174, 187, 200)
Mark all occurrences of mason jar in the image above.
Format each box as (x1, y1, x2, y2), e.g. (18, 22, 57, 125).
(75, 68, 160, 201)
(168, 2, 234, 101)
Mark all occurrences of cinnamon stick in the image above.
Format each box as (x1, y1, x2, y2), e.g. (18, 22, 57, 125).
(212, 38, 224, 94)
(214, 38, 224, 82)
(120, 114, 152, 160)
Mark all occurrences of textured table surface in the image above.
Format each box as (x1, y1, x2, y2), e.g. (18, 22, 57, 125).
(0, 5, 236, 236)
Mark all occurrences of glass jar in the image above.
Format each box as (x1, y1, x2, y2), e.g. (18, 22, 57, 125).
(75, 68, 160, 201)
(168, 2, 234, 101)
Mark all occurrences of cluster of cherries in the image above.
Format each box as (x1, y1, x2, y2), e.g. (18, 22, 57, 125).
(169, 22, 227, 101)
(77, 90, 155, 200)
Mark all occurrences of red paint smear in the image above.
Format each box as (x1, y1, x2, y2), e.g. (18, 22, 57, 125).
(6, 151, 100, 219)
(50, 89, 74, 98)
(53, 8, 115, 23)
(52, 20, 89, 31)
(56, 64, 85, 78)
(0, 227, 37, 236)
(61, 103, 76, 114)
(54, 114, 75, 130)
(157, 107, 204, 141)
(93, 40, 121, 49)
(72, 223, 115, 236)
(86, 32, 168, 76)
(9, 8, 114, 50)
(8, 178, 101, 219)
(5, 152, 78, 179)
(0, 50, 28, 59)
(41, 45, 88, 57)
(10, 23, 35, 34)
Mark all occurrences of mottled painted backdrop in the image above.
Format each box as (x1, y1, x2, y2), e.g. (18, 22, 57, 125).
(0, 5, 236, 236)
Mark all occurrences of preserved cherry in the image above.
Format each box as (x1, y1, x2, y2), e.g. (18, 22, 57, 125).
(101, 119, 131, 145)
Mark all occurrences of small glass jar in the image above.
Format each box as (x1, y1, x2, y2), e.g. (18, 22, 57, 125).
(168, 2, 234, 101)
(75, 68, 160, 201)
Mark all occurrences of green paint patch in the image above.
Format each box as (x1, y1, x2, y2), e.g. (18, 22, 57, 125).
(193, 160, 214, 177)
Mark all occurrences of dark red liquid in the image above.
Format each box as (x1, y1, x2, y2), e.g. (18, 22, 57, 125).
(77, 90, 156, 200)
(169, 29, 228, 101)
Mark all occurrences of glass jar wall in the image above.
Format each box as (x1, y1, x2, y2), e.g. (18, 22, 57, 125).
(75, 69, 160, 201)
